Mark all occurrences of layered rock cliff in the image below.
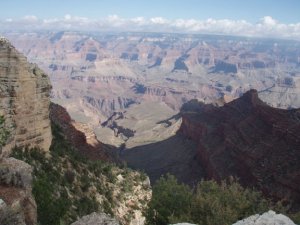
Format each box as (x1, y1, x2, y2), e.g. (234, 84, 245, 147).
(0, 37, 52, 157)
(0, 37, 52, 225)
(179, 90, 300, 204)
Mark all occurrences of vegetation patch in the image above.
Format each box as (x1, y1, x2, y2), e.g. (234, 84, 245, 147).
(11, 123, 148, 225)
(145, 174, 292, 225)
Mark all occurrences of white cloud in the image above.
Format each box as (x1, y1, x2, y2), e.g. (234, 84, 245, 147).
(150, 17, 168, 25)
(64, 14, 72, 20)
(1, 15, 300, 40)
(23, 15, 38, 22)
(260, 16, 277, 26)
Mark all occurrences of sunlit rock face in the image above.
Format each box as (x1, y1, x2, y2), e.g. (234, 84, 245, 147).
(0, 37, 52, 157)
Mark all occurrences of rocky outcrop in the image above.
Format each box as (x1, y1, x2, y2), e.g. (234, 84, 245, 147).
(0, 37, 52, 157)
(179, 90, 300, 205)
(0, 158, 37, 225)
(232, 210, 296, 225)
(171, 211, 296, 225)
(71, 212, 120, 225)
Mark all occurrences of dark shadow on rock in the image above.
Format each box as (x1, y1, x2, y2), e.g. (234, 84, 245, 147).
(121, 134, 206, 187)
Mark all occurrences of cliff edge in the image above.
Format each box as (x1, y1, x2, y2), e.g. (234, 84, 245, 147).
(179, 90, 300, 205)
(0, 37, 52, 157)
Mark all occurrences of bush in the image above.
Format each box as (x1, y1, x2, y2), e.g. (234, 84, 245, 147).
(190, 179, 271, 225)
(145, 174, 193, 225)
(145, 176, 286, 225)
(0, 115, 9, 147)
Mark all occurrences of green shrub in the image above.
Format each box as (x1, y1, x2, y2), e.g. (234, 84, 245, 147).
(0, 115, 10, 147)
(145, 174, 193, 225)
(75, 196, 99, 217)
(145, 175, 287, 225)
(190, 179, 271, 225)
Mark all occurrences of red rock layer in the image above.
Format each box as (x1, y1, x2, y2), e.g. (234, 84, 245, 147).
(179, 90, 300, 204)
(49, 103, 116, 162)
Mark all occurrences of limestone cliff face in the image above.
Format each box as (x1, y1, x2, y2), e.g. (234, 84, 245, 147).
(0, 37, 52, 157)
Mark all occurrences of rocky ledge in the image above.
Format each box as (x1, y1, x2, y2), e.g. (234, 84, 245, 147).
(179, 90, 300, 205)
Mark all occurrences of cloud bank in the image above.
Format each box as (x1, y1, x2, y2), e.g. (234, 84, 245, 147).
(1, 15, 300, 40)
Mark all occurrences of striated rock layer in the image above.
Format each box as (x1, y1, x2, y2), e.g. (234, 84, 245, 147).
(179, 90, 300, 204)
(0, 37, 52, 157)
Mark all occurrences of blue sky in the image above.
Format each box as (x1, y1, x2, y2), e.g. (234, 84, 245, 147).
(1, 0, 300, 40)
(1, 0, 299, 23)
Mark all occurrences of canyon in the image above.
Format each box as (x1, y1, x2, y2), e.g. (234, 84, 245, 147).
(1, 32, 300, 223)
(4, 31, 300, 149)
(124, 90, 300, 206)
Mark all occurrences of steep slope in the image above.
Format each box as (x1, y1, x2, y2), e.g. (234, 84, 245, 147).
(0, 37, 53, 225)
(11, 122, 151, 225)
(179, 90, 300, 204)
(49, 103, 117, 162)
(0, 37, 52, 157)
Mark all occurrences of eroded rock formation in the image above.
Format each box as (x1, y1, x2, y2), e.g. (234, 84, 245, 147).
(179, 90, 300, 204)
(0, 37, 53, 225)
(0, 37, 52, 157)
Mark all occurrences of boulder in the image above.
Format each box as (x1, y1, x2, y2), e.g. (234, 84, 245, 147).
(71, 212, 120, 225)
(232, 210, 296, 225)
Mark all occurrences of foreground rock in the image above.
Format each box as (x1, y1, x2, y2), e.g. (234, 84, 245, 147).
(171, 223, 196, 225)
(0, 37, 52, 157)
(232, 210, 296, 225)
(71, 212, 119, 225)
(0, 158, 36, 225)
(179, 90, 300, 205)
